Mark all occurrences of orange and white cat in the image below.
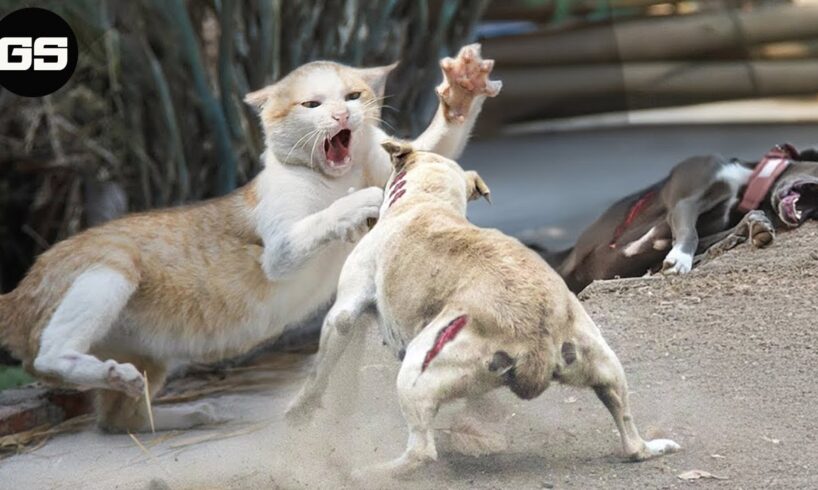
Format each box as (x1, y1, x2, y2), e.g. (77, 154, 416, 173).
(0, 44, 501, 432)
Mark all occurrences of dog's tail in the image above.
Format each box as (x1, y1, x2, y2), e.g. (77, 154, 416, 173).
(488, 348, 550, 400)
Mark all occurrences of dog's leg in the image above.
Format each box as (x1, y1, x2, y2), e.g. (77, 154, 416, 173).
(448, 392, 508, 456)
(562, 318, 680, 461)
(286, 307, 375, 420)
(356, 317, 494, 479)
(662, 197, 700, 274)
(661, 156, 750, 275)
(286, 242, 377, 421)
(697, 210, 775, 259)
(32, 267, 144, 397)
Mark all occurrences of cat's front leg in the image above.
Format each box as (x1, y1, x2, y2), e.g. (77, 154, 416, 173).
(261, 187, 383, 281)
(411, 43, 502, 159)
(436, 43, 502, 123)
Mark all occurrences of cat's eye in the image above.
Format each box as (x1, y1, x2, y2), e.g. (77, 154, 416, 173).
(345, 92, 362, 101)
(301, 101, 321, 108)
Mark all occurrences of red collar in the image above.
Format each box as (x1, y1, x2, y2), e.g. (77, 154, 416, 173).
(609, 190, 657, 248)
(737, 144, 798, 213)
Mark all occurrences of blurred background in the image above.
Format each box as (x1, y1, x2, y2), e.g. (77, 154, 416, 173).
(1, 0, 818, 371)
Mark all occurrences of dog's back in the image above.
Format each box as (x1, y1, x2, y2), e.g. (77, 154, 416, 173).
(376, 200, 577, 399)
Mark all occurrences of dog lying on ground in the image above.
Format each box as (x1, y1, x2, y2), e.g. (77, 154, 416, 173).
(536, 144, 818, 293)
(286, 141, 679, 477)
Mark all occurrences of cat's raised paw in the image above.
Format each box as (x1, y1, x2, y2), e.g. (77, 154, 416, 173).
(437, 43, 502, 123)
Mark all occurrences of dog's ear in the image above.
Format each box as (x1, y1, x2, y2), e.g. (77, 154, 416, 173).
(465, 170, 491, 203)
(381, 140, 414, 170)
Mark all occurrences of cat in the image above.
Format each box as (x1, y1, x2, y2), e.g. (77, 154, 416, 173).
(0, 44, 501, 432)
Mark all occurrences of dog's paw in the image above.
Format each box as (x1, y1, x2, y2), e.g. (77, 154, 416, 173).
(104, 360, 145, 398)
(437, 43, 502, 123)
(351, 453, 431, 481)
(662, 248, 693, 275)
(641, 438, 681, 460)
(747, 211, 775, 248)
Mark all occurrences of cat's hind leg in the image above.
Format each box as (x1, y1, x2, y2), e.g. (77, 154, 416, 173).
(96, 357, 223, 432)
(32, 266, 144, 397)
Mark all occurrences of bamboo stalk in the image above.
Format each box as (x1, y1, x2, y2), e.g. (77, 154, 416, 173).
(218, 0, 243, 140)
(482, 5, 818, 66)
(144, 42, 190, 203)
(492, 60, 818, 100)
(158, 0, 238, 195)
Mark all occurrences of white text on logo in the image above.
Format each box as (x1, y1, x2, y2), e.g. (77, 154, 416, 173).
(0, 37, 67, 71)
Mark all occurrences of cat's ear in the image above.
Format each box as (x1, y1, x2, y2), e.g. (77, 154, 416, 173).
(244, 85, 277, 110)
(464, 170, 491, 203)
(357, 62, 398, 98)
(381, 140, 413, 170)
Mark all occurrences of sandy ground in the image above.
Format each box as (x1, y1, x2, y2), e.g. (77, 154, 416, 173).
(2, 222, 817, 489)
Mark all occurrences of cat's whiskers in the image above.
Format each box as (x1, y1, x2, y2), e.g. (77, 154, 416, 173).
(309, 129, 328, 169)
(283, 127, 322, 165)
(366, 115, 396, 132)
(362, 95, 398, 115)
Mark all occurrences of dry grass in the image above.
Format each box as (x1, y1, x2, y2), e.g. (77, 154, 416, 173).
(0, 351, 307, 459)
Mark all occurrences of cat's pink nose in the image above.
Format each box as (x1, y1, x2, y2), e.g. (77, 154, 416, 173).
(332, 111, 349, 126)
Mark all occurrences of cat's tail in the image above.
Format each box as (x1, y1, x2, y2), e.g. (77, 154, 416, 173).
(0, 293, 25, 363)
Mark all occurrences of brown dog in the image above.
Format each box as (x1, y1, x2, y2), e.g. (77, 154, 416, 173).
(537, 145, 818, 293)
(287, 142, 679, 477)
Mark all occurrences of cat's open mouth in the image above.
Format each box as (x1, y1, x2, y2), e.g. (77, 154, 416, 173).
(324, 129, 351, 167)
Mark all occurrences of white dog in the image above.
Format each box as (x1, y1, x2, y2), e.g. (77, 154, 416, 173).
(288, 142, 680, 476)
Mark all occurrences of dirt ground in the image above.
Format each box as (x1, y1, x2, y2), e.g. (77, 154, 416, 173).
(1, 223, 817, 489)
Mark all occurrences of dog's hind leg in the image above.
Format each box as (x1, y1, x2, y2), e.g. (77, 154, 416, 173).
(32, 266, 144, 397)
(662, 197, 700, 274)
(662, 156, 750, 274)
(561, 314, 680, 461)
(357, 314, 496, 478)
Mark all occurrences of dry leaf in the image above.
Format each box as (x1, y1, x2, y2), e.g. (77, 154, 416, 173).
(762, 436, 780, 445)
(677, 470, 728, 481)
(563, 396, 577, 404)
(710, 454, 726, 459)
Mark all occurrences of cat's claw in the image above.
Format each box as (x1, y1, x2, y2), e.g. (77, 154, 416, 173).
(437, 43, 502, 123)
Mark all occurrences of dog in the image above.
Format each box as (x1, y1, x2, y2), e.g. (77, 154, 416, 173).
(286, 141, 680, 477)
(536, 144, 818, 293)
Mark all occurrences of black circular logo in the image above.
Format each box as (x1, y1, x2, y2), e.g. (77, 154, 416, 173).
(0, 8, 78, 97)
